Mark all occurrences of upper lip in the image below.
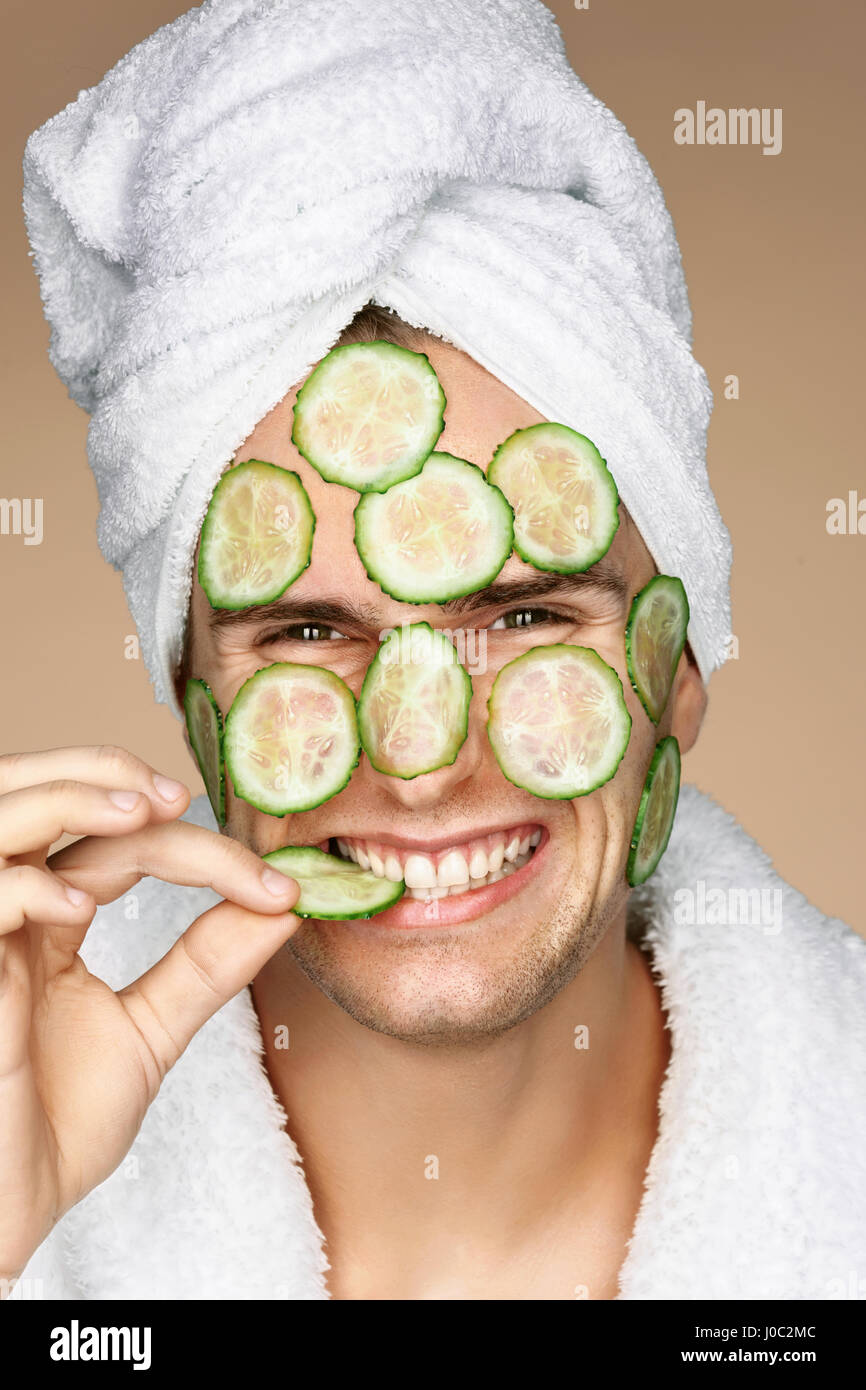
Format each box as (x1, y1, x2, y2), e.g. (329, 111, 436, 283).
(313, 821, 544, 854)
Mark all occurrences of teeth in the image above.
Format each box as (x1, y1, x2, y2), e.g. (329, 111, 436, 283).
(404, 853, 438, 889)
(487, 840, 505, 872)
(468, 846, 489, 880)
(518, 834, 531, 856)
(337, 837, 350, 859)
(355, 845, 371, 871)
(504, 834, 521, 863)
(368, 847, 385, 877)
(529, 829, 541, 848)
(487, 868, 506, 884)
(437, 849, 470, 887)
(384, 853, 404, 883)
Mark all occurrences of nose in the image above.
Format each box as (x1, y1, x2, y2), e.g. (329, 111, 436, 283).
(360, 689, 488, 811)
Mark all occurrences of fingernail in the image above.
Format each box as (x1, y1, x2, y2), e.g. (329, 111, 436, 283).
(64, 885, 87, 906)
(261, 866, 293, 896)
(152, 774, 186, 802)
(109, 790, 141, 811)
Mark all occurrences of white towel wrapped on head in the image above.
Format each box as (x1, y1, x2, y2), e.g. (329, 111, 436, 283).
(22, 0, 733, 710)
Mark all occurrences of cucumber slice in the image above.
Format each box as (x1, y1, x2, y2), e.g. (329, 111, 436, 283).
(198, 459, 315, 610)
(263, 845, 405, 919)
(487, 644, 631, 799)
(292, 341, 446, 493)
(183, 678, 225, 826)
(627, 735, 681, 886)
(487, 423, 619, 573)
(358, 623, 472, 778)
(224, 664, 360, 815)
(625, 575, 690, 724)
(354, 453, 514, 603)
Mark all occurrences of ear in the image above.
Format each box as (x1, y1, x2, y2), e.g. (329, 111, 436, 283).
(669, 649, 707, 754)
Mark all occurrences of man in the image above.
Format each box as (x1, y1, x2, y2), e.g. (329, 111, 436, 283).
(6, 0, 865, 1300)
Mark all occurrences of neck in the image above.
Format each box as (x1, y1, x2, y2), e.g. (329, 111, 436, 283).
(251, 914, 670, 1299)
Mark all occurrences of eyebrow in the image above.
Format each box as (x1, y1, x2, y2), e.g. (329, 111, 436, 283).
(206, 560, 629, 635)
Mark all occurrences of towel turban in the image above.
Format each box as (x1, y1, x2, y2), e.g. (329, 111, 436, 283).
(22, 0, 733, 712)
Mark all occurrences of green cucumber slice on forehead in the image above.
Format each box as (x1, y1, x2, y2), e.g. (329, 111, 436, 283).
(358, 622, 472, 778)
(292, 341, 446, 493)
(487, 423, 619, 574)
(354, 452, 514, 603)
(183, 678, 226, 826)
(224, 663, 360, 815)
(487, 644, 631, 799)
(263, 845, 405, 919)
(626, 735, 681, 886)
(625, 575, 689, 724)
(198, 459, 315, 610)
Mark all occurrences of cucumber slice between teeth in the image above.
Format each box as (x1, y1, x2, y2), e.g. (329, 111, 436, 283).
(224, 663, 360, 816)
(357, 622, 472, 778)
(353, 452, 514, 603)
(292, 341, 446, 493)
(487, 644, 632, 799)
(198, 459, 315, 610)
(183, 677, 225, 826)
(624, 575, 690, 724)
(263, 845, 405, 919)
(487, 423, 619, 574)
(626, 735, 681, 886)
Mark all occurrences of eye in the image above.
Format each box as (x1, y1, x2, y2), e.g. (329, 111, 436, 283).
(264, 622, 347, 642)
(487, 607, 562, 631)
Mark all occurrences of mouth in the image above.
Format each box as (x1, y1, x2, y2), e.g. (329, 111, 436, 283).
(324, 823, 545, 902)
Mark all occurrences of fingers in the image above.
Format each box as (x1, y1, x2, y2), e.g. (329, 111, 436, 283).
(118, 897, 301, 1082)
(49, 819, 299, 914)
(0, 747, 189, 819)
(0, 864, 93, 938)
(0, 781, 157, 863)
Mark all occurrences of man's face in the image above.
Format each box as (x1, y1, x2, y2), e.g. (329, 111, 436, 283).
(185, 337, 699, 1044)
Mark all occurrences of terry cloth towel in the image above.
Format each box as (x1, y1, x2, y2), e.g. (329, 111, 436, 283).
(11, 785, 866, 1301)
(22, 0, 733, 713)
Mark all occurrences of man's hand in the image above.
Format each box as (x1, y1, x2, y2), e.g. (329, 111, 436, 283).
(0, 746, 299, 1291)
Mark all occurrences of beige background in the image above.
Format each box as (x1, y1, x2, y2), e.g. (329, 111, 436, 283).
(1, 0, 862, 931)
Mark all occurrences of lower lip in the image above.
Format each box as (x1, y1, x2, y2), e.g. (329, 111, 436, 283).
(338, 832, 549, 930)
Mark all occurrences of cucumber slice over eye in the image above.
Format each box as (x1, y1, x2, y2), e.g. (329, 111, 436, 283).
(626, 735, 681, 886)
(263, 845, 405, 919)
(624, 575, 690, 724)
(487, 644, 631, 799)
(292, 341, 446, 493)
(358, 622, 472, 779)
(487, 423, 619, 574)
(183, 678, 226, 826)
(198, 459, 315, 610)
(224, 664, 360, 815)
(353, 453, 514, 603)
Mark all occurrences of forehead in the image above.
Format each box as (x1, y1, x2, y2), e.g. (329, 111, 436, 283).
(201, 335, 651, 610)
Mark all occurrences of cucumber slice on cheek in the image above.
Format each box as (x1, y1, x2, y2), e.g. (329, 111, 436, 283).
(292, 341, 446, 494)
(264, 846, 405, 920)
(224, 664, 360, 815)
(625, 575, 690, 724)
(487, 645, 632, 799)
(488, 423, 619, 574)
(354, 453, 514, 603)
(183, 678, 226, 826)
(627, 736, 681, 886)
(358, 622, 472, 779)
(198, 459, 315, 610)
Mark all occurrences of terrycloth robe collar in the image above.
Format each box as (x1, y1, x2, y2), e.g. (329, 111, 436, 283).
(16, 785, 866, 1300)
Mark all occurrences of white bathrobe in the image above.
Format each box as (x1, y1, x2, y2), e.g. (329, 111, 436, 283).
(12, 785, 866, 1301)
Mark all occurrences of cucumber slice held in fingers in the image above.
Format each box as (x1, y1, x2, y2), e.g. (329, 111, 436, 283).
(487, 423, 619, 574)
(358, 622, 472, 779)
(354, 452, 514, 603)
(625, 575, 690, 724)
(183, 678, 226, 826)
(487, 644, 632, 799)
(198, 459, 315, 610)
(225, 663, 360, 816)
(626, 735, 681, 886)
(292, 341, 446, 493)
(263, 845, 405, 920)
